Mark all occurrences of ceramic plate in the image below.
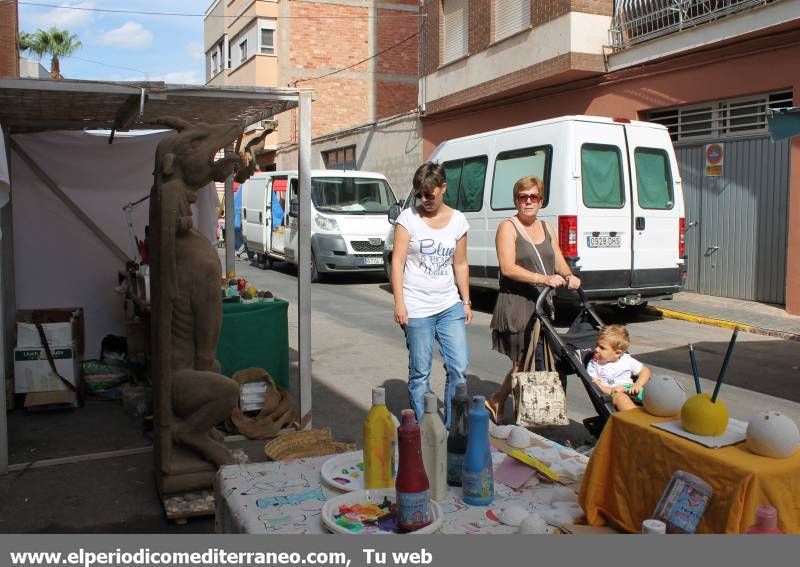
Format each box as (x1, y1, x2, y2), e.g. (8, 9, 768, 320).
(321, 488, 443, 535)
(320, 451, 366, 492)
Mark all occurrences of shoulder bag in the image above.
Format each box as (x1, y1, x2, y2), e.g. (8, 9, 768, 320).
(511, 318, 569, 427)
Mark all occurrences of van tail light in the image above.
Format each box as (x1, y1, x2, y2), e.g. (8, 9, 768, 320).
(679, 217, 686, 258)
(558, 215, 578, 259)
(612, 117, 631, 123)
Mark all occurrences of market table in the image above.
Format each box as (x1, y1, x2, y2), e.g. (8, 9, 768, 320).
(579, 409, 800, 534)
(215, 440, 589, 534)
(217, 300, 290, 388)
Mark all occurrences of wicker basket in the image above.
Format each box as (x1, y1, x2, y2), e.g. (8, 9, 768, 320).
(264, 427, 356, 460)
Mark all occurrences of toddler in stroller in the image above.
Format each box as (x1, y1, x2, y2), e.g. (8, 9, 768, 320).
(587, 324, 651, 412)
(535, 287, 649, 438)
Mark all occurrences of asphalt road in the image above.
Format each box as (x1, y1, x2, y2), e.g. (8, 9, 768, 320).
(230, 254, 800, 447)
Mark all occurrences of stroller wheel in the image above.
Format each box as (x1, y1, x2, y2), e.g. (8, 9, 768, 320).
(582, 416, 605, 439)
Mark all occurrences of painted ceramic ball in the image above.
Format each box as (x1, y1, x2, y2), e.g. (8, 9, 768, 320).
(746, 411, 800, 459)
(642, 375, 686, 417)
(681, 393, 729, 436)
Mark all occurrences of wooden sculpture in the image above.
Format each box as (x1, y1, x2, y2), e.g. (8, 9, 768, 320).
(149, 117, 244, 494)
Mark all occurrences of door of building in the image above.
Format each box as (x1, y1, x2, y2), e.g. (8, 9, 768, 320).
(676, 136, 789, 304)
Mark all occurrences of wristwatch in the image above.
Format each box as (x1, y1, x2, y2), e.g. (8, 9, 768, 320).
(463, 300, 472, 306)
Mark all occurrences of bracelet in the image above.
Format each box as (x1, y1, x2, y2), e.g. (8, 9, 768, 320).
(463, 300, 472, 306)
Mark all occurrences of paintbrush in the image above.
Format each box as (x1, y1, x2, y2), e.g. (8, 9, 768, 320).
(711, 328, 739, 403)
(688, 343, 702, 394)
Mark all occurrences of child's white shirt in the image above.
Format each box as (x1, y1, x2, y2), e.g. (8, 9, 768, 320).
(587, 353, 644, 388)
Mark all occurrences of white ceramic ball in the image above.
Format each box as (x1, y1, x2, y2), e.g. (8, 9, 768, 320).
(746, 411, 800, 459)
(507, 426, 531, 448)
(642, 375, 686, 417)
(517, 514, 549, 534)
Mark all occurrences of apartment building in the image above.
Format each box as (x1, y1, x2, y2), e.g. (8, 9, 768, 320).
(204, 0, 419, 171)
(418, 0, 800, 313)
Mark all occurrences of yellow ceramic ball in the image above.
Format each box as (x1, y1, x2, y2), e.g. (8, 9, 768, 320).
(246, 286, 258, 299)
(681, 393, 729, 436)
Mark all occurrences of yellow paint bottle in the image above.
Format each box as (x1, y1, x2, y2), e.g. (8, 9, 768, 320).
(363, 387, 397, 489)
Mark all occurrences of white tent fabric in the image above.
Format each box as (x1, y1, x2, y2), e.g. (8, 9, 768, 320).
(0, 129, 9, 211)
(10, 130, 218, 358)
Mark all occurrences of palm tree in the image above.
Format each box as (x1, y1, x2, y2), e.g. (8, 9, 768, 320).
(19, 27, 82, 79)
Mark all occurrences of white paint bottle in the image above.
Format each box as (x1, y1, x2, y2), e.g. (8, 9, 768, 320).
(420, 393, 448, 501)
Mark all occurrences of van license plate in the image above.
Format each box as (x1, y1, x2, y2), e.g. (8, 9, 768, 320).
(362, 257, 383, 265)
(587, 235, 622, 248)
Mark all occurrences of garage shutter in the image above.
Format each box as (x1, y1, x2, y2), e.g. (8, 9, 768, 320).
(494, 0, 531, 42)
(443, 0, 469, 64)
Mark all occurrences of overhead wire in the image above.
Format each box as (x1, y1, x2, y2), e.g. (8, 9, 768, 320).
(14, 1, 423, 19)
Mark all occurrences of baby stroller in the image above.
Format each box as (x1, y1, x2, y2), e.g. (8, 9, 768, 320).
(534, 286, 630, 438)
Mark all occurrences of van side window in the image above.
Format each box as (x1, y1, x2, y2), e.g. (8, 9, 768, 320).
(581, 144, 624, 209)
(441, 156, 488, 212)
(634, 148, 674, 210)
(490, 146, 552, 210)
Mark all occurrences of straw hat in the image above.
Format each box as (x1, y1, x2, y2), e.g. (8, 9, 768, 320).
(264, 427, 355, 460)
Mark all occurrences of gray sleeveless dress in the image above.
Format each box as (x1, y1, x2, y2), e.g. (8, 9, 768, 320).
(490, 219, 556, 362)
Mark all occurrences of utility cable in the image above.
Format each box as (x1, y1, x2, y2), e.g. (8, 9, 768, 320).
(15, 1, 423, 19)
(292, 32, 417, 85)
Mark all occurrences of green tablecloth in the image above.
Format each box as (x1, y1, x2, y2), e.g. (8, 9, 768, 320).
(216, 300, 290, 389)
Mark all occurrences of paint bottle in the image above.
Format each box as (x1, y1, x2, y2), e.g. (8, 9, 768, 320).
(461, 395, 494, 506)
(363, 387, 396, 489)
(641, 519, 667, 534)
(745, 505, 783, 534)
(396, 409, 431, 532)
(420, 393, 448, 501)
(447, 383, 469, 486)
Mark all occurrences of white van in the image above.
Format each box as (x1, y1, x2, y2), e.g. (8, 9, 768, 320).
(242, 170, 398, 281)
(385, 116, 686, 305)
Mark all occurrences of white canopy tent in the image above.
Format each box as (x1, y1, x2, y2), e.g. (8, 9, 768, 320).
(0, 78, 314, 474)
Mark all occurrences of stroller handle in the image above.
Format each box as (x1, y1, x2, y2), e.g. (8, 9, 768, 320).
(535, 285, 590, 318)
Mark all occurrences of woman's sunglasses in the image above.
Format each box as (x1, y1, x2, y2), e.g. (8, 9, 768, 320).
(516, 193, 542, 203)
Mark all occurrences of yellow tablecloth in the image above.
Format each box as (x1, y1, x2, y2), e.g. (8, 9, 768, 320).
(579, 409, 800, 534)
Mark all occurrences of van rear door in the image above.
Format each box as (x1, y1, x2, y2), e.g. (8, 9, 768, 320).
(242, 176, 269, 254)
(574, 121, 632, 291)
(625, 124, 682, 288)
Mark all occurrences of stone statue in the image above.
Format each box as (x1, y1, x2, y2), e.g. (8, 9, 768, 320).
(149, 117, 244, 494)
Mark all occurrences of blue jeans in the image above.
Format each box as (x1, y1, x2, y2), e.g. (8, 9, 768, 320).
(404, 302, 469, 429)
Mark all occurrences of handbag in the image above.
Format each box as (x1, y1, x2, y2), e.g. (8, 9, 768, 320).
(511, 319, 569, 427)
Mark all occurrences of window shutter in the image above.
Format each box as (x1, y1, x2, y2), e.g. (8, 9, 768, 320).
(494, 0, 531, 42)
(442, 0, 469, 64)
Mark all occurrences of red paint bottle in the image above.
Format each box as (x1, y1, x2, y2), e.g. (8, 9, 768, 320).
(395, 409, 431, 532)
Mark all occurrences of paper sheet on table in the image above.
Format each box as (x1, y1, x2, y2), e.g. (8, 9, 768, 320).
(653, 418, 747, 448)
(494, 455, 537, 489)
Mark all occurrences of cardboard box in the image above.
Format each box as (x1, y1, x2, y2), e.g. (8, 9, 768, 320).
(126, 317, 150, 356)
(16, 308, 85, 355)
(14, 342, 80, 393)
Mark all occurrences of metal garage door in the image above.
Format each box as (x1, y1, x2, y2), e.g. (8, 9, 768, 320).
(676, 136, 790, 304)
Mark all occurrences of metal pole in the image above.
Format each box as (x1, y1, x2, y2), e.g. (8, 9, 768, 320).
(224, 172, 235, 278)
(298, 90, 313, 428)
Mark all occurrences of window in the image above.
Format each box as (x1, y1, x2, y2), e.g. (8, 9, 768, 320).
(311, 177, 396, 214)
(494, 0, 530, 42)
(442, 0, 469, 64)
(648, 90, 793, 142)
(322, 146, 356, 170)
(211, 52, 219, 75)
(581, 144, 624, 209)
(635, 148, 674, 210)
(490, 146, 552, 210)
(260, 28, 275, 55)
(239, 39, 248, 62)
(439, 156, 488, 212)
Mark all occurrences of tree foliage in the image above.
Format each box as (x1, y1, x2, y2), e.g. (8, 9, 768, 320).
(18, 27, 82, 79)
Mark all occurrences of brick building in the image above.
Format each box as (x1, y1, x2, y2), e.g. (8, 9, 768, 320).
(204, 0, 419, 167)
(418, 0, 800, 313)
(0, 0, 20, 78)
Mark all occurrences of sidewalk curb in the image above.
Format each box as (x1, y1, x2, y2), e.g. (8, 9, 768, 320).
(644, 306, 800, 342)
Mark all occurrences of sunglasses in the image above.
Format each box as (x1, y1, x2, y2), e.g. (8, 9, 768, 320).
(415, 191, 438, 201)
(516, 193, 542, 203)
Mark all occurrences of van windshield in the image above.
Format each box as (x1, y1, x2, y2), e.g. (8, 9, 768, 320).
(311, 177, 396, 214)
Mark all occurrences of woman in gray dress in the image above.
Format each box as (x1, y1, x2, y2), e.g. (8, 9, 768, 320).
(485, 176, 581, 424)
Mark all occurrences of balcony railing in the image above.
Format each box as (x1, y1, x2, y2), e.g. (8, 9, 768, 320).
(610, 0, 778, 50)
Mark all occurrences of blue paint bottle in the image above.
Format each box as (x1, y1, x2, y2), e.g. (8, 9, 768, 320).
(461, 395, 494, 506)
